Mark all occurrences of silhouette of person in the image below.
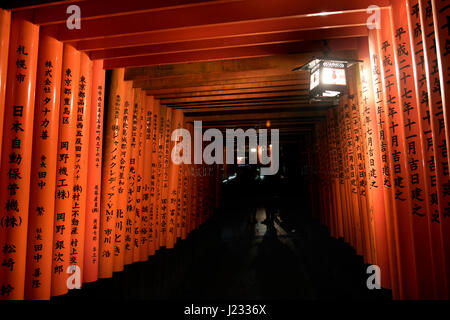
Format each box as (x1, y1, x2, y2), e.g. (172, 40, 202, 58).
(261, 173, 281, 230)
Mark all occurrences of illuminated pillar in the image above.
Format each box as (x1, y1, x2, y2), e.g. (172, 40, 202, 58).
(113, 80, 133, 272)
(376, 8, 419, 299)
(132, 90, 145, 262)
(70, 52, 93, 286)
(368, 29, 400, 298)
(166, 109, 184, 249)
(186, 122, 195, 235)
(124, 88, 139, 265)
(99, 68, 125, 278)
(25, 33, 63, 300)
(347, 73, 370, 264)
(357, 36, 392, 290)
(149, 99, 161, 256)
(139, 95, 154, 261)
(431, 0, 450, 166)
(51, 44, 80, 296)
(83, 60, 105, 283)
(337, 99, 351, 242)
(181, 161, 190, 240)
(153, 100, 165, 252)
(325, 109, 338, 238)
(0, 9, 11, 162)
(159, 106, 172, 247)
(407, 0, 448, 299)
(0, 16, 39, 300)
(420, 0, 450, 297)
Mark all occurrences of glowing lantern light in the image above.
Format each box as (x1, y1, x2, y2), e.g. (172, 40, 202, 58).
(294, 57, 362, 100)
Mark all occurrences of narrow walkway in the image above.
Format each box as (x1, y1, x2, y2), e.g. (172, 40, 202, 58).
(60, 190, 392, 300)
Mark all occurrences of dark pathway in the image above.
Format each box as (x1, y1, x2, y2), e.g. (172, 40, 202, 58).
(58, 182, 392, 300)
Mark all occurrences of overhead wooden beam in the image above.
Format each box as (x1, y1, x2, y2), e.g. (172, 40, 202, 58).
(184, 110, 327, 122)
(16, 0, 233, 25)
(72, 12, 371, 51)
(182, 105, 328, 115)
(160, 91, 308, 104)
(89, 26, 368, 60)
(2, 0, 81, 10)
(201, 122, 318, 128)
(43, 0, 387, 42)
(143, 79, 308, 96)
(105, 38, 357, 69)
(150, 85, 307, 99)
(199, 118, 322, 126)
(134, 73, 312, 91)
(164, 98, 316, 108)
(172, 104, 328, 113)
(103, 40, 321, 68)
(126, 53, 318, 80)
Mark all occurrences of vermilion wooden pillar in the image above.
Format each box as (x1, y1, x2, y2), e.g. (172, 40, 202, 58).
(0, 16, 38, 300)
(132, 90, 145, 262)
(160, 106, 172, 247)
(123, 88, 137, 265)
(329, 111, 339, 238)
(0, 9, 10, 163)
(357, 36, 392, 290)
(421, 0, 450, 297)
(25, 33, 63, 300)
(390, 0, 435, 299)
(139, 95, 154, 261)
(337, 99, 353, 243)
(124, 88, 139, 265)
(358, 65, 376, 263)
(319, 121, 331, 230)
(341, 100, 351, 244)
(332, 108, 344, 239)
(149, 98, 161, 256)
(176, 162, 184, 239)
(113, 80, 133, 271)
(166, 109, 184, 249)
(70, 52, 93, 286)
(431, 0, 450, 167)
(408, 0, 447, 298)
(329, 109, 341, 238)
(153, 100, 165, 251)
(99, 68, 125, 278)
(347, 94, 360, 250)
(181, 160, 191, 240)
(176, 130, 187, 240)
(377, 8, 419, 299)
(368, 29, 400, 298)
(51, 44, 80, 297)
(347, 69, 372, 262)
(83, 60, 105, 283)
(325, 110, 337, 238)
(342, 90, 364, 256)
(186, 123, 195, 235)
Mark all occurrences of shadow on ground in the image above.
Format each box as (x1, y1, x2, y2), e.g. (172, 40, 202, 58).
(57, 175, 391, 301)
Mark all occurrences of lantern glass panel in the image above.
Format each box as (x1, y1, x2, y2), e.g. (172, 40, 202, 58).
(321, 67, 346, 85)
(310, 69, 320, 90)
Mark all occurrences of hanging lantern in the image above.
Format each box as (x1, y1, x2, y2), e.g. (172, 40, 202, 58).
(294, 56, 361, 100)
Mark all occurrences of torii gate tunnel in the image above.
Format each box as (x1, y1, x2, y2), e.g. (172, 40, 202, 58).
(0, 0, 449, 303)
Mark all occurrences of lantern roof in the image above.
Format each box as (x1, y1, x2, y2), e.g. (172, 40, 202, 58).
(292, 56, 363, 71)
